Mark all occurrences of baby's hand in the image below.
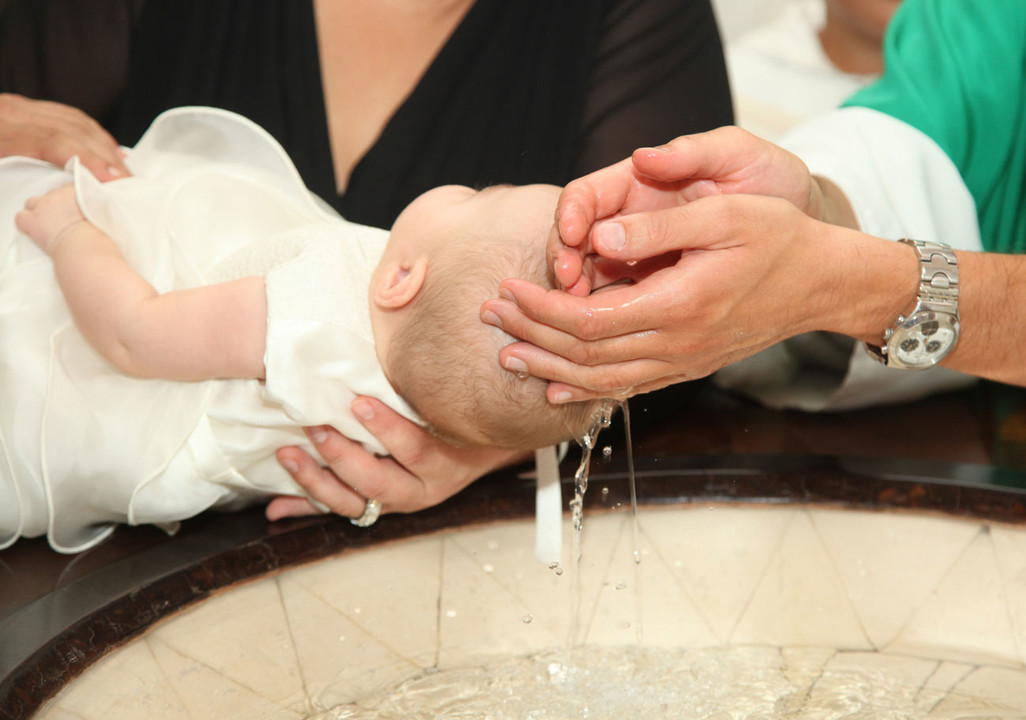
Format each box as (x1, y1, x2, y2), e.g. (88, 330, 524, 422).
(16, 185, 87, 255)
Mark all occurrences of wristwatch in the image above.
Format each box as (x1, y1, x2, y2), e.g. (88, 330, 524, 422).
(864, 239, 960, 369)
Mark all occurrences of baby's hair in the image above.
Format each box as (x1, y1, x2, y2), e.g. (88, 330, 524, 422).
(386, 228, 605, 450)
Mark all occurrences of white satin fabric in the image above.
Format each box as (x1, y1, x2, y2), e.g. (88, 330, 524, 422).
(0, 107, 419, 553)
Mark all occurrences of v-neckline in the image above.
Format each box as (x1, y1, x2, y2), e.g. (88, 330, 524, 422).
(309, 0, 487, 203)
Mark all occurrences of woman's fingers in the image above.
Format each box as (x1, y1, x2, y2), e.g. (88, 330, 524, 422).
(351, 397, 524, 507)
(265, 494, 321, 521)
(271, 399, 525, 524)
(274, 432, 367, 516)
(28, 99, 127, 176)
(0, 94, 129, 181)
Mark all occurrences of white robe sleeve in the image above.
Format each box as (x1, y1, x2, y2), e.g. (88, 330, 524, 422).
(714, 107, 981, 411)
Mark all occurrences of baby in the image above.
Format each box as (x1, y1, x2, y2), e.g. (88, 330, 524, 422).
(0, 107, 602, 553)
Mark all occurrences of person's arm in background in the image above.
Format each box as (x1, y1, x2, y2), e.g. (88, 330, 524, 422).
(0, 0, 139, 178)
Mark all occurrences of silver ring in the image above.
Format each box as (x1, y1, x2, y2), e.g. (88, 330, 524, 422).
(351, 498, 382, 528)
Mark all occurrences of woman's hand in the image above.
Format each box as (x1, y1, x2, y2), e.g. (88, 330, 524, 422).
(16, 184, 87, 254)
(0, 94, 129, 181)
(549, 126, 815, 295)
(265, 396, 527, 522)
(483, 194, 887, 403)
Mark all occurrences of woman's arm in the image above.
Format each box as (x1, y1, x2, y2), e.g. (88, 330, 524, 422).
(0, 0, 141, 179)
(17, 185, 266, 381)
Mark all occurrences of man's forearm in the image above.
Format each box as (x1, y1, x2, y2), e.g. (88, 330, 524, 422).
(947, 251, 1026, 386)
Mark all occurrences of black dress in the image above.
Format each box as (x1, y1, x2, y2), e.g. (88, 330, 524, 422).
(1, 0, 732, 229)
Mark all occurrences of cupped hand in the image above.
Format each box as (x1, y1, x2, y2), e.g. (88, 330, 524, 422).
(550, 126, 813, 295)
(483, 194, 840, 402)
(15, 184, 86, 254)
(265, 396, 527, 521)
(0, 94, 129, 181)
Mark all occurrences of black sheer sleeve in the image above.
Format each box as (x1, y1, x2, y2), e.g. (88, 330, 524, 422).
(575, 0, 733, 175)
(0, 0, 145, 125)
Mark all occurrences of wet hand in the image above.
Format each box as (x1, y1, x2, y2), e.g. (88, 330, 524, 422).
(549, 126, 813, 294)
(266, 397, 527, 522)
(485, 195, 832, 402)
(0, 94, 129, 181)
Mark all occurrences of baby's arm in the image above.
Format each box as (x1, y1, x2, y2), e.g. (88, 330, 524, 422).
(17, 185, 267, 381)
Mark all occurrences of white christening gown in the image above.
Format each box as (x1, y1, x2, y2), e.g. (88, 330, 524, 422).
(0, 107, 419, 553)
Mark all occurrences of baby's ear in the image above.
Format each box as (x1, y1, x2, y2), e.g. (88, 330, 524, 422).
(373, 257, 428, 309)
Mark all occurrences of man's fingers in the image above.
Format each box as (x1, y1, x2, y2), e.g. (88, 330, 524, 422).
(493, 277, 674, 343)
(545, 372, 689, 405)
(489, 280, 626, 340)
(554, 157, 638, 246)
(548, 223, 588, 292)
(632, 127, 760, 183)
(588, 201, 727, 261)
(499, 339, 672, 396)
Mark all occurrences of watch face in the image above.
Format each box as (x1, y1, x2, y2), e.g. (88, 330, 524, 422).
(889, 313, 960, 368)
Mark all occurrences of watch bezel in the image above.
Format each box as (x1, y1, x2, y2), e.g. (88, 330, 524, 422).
(884, 310, 961, 369)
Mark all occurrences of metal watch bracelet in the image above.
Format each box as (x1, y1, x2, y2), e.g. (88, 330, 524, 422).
(864, 239, 959, 367)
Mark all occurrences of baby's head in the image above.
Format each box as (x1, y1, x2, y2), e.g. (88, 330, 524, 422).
(369, 184, 605, 450)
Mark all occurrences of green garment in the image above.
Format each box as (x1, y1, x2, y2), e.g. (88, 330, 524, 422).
(844, 0, 1026, 253)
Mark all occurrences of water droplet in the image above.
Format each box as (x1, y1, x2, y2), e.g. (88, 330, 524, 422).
(337, 635, 346, 643)
(633, 550, 642, 565)
(482, 563, 495, 573)
(446, 609, 457, 618)
(522, 614, 533, 624)
(615, 581, 627, 590)
(602, 445, 612, 459)
(548, 562, 564, 576)
(547, 662, 569, 684)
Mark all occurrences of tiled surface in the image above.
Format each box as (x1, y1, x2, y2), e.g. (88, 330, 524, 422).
(34, 504, 1026, 718)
